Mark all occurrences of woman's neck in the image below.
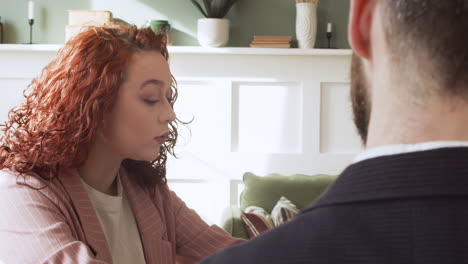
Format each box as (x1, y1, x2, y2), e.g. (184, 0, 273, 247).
(78, 140, 122, 196)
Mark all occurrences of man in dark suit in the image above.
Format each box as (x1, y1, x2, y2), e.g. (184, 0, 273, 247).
(200, 0, 468, 263)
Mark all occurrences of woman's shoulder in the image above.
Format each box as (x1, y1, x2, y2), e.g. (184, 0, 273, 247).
(143, 182, 185, 213)
(0, 169, 43, 188)
(0, 169, 69, 205)
(151, 182, 175, 203)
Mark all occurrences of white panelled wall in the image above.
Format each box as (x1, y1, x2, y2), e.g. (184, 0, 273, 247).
(0, 45, 361, 225)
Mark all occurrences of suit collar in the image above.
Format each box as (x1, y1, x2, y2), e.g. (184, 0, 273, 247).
(308, 147, 468, 211)
(58, 167, 113, 262)
(119, 167, 173, 264)
(59, 166, 173, 263)
(353, 141, 468, 163)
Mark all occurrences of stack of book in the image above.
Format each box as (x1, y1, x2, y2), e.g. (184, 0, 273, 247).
(65, 10, 113, 42)
(250, 36, 292, 48)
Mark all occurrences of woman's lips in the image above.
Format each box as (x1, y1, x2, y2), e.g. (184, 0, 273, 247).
(155, 136, 167, 145)
(155, 132, 169, 144)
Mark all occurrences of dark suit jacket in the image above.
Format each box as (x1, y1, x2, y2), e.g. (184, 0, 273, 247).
(200, 147, 468, 264)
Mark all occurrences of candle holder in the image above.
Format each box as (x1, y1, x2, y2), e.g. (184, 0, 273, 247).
(326, 32, 332, 49)
(28, 19, 34, 44)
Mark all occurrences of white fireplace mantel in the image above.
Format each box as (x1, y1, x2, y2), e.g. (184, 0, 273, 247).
(0, 44, 359, 224)
(0, 44, 352, 55)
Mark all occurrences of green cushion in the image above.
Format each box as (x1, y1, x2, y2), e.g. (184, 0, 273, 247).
(220, 205, 248, 239)
(240, 172, 337, 213)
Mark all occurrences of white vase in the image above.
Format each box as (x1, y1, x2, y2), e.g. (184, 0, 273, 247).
(197, 18, 230, 47)
(296, 2, 318, 49)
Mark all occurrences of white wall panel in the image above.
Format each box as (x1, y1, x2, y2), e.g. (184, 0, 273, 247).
(174, 79, 232, 153)
(0, 45, 357, 224)
(0, 79, 29, 123)
(320, 82, 363, 154)
(232, 81, 302, 154)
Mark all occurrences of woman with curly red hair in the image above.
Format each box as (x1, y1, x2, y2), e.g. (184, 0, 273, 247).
(0, 25, 242, 264)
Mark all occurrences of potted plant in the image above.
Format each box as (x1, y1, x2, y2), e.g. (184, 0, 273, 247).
(190, 0, 238, 47)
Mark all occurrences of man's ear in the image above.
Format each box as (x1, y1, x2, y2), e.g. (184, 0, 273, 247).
(348, 0, 377, 60)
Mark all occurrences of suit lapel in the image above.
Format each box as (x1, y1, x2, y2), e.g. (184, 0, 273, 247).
(58, 167, 113, 262)
(120, 167, 174, 264)
(308, 147, 468, 212)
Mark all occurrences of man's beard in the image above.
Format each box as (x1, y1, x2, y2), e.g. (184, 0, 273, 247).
(350, 53, 371, 145)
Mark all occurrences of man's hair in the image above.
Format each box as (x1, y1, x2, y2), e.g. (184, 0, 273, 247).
(383, 0, 468, 96)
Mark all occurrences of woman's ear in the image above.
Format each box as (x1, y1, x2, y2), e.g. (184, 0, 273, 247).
(348, 0, 377, 60)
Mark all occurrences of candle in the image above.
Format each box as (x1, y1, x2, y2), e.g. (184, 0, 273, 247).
(327, 22, 333, 33)
(28, 1, 34, 20)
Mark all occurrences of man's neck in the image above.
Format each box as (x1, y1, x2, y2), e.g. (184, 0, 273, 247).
(366, 94, 468, 148)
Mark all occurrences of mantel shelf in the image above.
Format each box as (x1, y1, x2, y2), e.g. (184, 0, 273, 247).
(0, 44, 352, 56)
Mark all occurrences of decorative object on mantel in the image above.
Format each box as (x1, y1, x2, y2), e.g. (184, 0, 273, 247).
(65, 10, 113, 42)
(142, 20, 174, 45)
(190, 0, 239, 47)
(27, 1, 35, 44)
(295, 0, 318, 49)
(0, 16, 4, 44)
(250, 36, 292, 48)
(326, 22, 333, 48)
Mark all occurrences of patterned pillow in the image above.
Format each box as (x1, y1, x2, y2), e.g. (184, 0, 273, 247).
(241, 197, 300, 238)
(271, 196, 300, 227)
(241, 206, 274, 238)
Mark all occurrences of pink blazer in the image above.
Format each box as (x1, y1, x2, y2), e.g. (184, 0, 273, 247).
(0, 167, 243, 263)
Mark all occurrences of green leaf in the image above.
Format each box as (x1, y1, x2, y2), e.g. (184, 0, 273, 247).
(203, 0, 213, 17)
(211, 0, 223, 18)
(221, 0, 238, 18)
(210, 0, 238, 18)
(190, 0, 208, 18)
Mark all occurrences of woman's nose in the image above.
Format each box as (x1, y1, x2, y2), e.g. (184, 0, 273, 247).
(161, 101, 176, 124)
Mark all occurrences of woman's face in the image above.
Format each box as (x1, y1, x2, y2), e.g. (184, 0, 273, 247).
(101, 51, 176, 162)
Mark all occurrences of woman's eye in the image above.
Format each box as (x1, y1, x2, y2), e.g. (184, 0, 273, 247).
(144, 99, 159, 105)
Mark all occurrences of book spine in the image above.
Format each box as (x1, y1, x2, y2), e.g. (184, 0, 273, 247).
(253, 40, 292, 43)
(296, 0, 318, 3)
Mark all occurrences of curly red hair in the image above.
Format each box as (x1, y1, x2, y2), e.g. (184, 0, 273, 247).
(0, 25, 179, 191)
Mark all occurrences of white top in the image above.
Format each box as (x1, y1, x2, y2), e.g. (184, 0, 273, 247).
(353, 141, 468, 163)
(81, 175, 146, 264)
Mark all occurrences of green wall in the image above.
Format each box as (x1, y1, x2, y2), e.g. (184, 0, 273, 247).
(0, 0, 350, 48)
(0, 0, 89, 44)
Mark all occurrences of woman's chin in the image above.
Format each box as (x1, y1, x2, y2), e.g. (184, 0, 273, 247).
(143, 151, 161, 162)
(129, 151, 160, 163)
